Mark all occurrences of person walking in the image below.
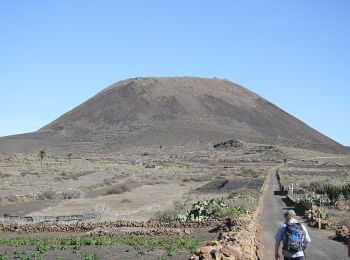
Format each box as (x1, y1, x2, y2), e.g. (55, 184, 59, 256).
(275, 209, 311, 260)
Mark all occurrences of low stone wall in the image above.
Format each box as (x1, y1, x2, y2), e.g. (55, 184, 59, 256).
(5, 213, 97, 224)
(0, 219, 220, 232)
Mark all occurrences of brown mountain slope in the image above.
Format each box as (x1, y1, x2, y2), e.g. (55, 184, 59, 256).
(0, 77, 346, 154)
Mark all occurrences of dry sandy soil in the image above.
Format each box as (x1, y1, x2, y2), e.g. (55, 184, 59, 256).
(0, 142, 284, 220)
(1, 143, 349, 259)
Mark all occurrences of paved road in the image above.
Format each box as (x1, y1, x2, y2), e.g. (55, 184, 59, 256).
(260, 167, 348, 260)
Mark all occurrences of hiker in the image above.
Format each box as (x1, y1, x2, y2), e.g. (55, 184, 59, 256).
(274, 209, 311, 260)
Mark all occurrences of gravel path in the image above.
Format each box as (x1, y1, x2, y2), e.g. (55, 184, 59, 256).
(260, 167, 348, 260)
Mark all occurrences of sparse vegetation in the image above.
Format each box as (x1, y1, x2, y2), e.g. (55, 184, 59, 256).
(20, 171, 40, 177)
(324, 184, 342, 204)
(38, 190, 57, 200)
(153, 201, 188, 222)
(182, 177, 206, 182)
(67, 153, 72, 165)
(58, 188, 86, 199)
(228, 188, 260, 211)
(90, 204, 111, 219)
(0, 172, 11, 178)
(177, 199, 241, 221)
(59, 171, 92, 180)
(39, 150, 46, 167)
(106, 184, 131, 195)
(0, 235, 201, 259)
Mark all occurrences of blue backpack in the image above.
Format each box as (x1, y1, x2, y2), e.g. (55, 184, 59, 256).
(282, 223, 305, 252)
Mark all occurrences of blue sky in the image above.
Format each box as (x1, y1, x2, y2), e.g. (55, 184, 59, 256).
(0, 1, 349, 145)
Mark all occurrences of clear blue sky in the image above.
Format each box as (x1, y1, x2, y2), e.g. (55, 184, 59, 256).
(1, 1, 349, 145)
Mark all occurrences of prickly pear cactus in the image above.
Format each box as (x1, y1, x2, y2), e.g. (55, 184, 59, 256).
(177, 199, 232, 221)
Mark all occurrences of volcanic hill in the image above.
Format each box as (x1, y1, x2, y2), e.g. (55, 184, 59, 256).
(0, 77, 346, 154)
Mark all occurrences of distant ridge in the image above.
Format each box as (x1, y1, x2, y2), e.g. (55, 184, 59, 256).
(0, 77, 347, 154)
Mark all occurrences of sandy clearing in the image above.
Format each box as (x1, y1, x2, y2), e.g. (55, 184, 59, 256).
(30, 183, 198, 221)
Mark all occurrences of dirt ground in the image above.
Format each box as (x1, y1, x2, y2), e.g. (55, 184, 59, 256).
(0, 143, 281, 220)
(1, 143, 349, 259)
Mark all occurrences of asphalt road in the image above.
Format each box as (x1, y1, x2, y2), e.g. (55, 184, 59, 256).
(260, 167, 348, 260)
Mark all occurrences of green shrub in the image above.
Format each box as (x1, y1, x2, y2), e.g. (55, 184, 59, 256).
(177, 199, 239, 221)
(324, 184, 342, 203)
(342, 184, 350, 199)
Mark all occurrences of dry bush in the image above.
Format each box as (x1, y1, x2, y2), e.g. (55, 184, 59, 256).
(216, 172, 227, 177)
(147, 180, 168, 185)
(182, 176, 207, 182)
(58, 188, 86, 199)
(107, 184, 131, 195)
(120, 199, 132, 203)
(241, 168, 258, 177)
(336, 201, 349, 211)
(90, 203, 111, 219)
(228, 188, 261, 212)
(103, 179, 113, 186)
(6, 195, 19, 203)
(328, 210, 350, 227)
(152, 200, 188, 222)
(38, 190, 57, 200)
(0, 172, 11, 178)
(20, 171, 39, 177)
(60, 171, 92, 180)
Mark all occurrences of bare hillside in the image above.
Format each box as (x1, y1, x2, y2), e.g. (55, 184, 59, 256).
(0, 77, 346, 154)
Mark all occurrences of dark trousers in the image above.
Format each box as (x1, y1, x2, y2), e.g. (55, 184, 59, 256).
(284, 257, 304, 260)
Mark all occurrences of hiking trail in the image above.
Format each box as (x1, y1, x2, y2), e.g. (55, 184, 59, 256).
(259, 165, 348, 260)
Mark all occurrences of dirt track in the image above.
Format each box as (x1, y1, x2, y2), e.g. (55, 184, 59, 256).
(259, 167, 348, 260)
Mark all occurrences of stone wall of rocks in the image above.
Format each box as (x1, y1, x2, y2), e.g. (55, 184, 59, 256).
(0, 219, 220, 232)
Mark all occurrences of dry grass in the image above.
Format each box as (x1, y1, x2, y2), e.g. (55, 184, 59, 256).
(328, 209, 350, 227)
(280, 169, 350, 190)
(59, 171, 93, 180)
(147, 180, 169, 185)
(0, 172, 11, 178)
(6, 195, 19, 203)
(90, 203, 111, 219)
(120, 198, 132, 203)
(57, 188, 86, 199)
(228, 188, 261, 212)
(106, 184, 131, 195)
(182, 177, 207, 182)
(38, 190, 57, 200)
(20, 171, 40, 177)
(152, 200, 188, 222)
